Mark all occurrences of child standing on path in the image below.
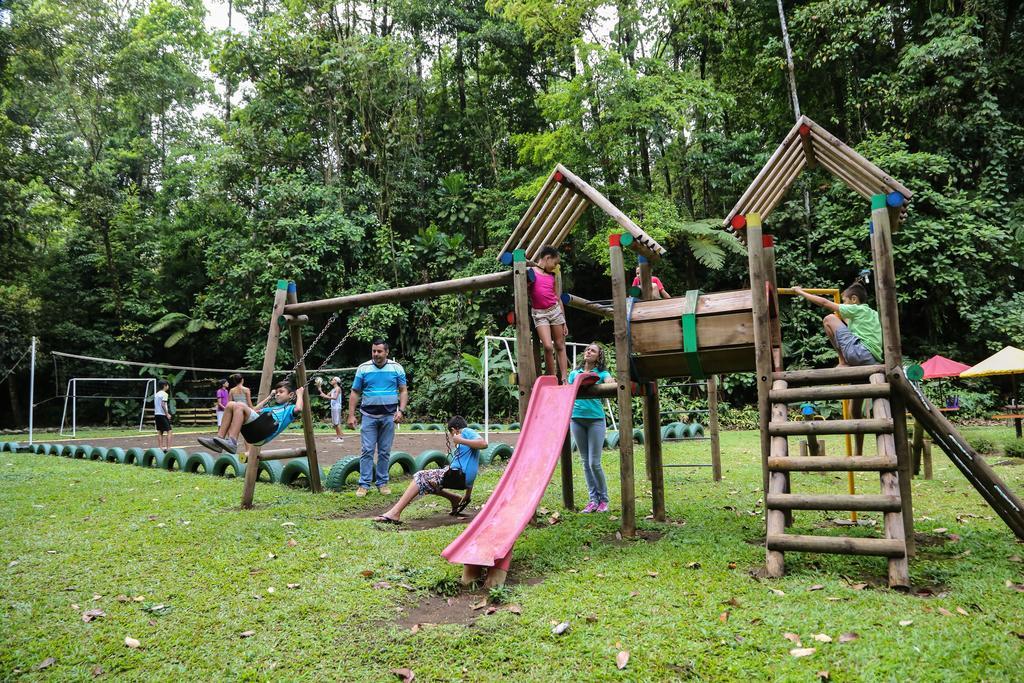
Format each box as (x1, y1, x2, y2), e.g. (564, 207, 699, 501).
(374, 416, 486, 524)
(197, 380, 304, 455)
(215, 379, 229, 427)
(529, 246, 569, 381)
(568, 343, 615, 512)
(318, 376, 344, 443)
(154, 380, 173, 449)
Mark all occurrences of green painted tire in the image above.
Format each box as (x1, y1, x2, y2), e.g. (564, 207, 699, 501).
(415, 449, 449, 471)
(105, 447, 125, 463)
(508, 422, 521, 431)
(55, 444, 73, 457)
(36, 444, 53, 455)
(212, 454, 246, 478)
(0, 442, 9, 452)
(409, 423, 425, 431)
(388, 451, 416, 476)
(257, 459, 284, 483)
(633, 428, 645, 444)
(28, 443, 45, 454)
(489, 443, 514, 465)
(1, 442, 18, 452)
(161, 448, 189, 471)
(491, 424, 506, 432)
(88, 446, 107, 461)
(280, 459, 324, 488)
(604, 431, 620, 449)
(140, 448, 166, 468)
(468, 423, 484, 431)
(324, 456, 361, 491)
(123, 447, 145, 465)
(685, 422, 705, 438)
(73, 445, 93, 459)
(425, 423, 443, 431)
(184, 451, 216, 474)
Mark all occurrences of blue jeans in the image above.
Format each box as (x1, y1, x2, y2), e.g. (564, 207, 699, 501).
(358, 413, 396, 488)
(570, 418, 609, 505)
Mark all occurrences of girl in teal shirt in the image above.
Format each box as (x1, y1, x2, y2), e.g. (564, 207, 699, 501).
(568, 343, 615, 512)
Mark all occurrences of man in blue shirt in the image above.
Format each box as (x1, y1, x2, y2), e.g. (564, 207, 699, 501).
(347, 339, 408, 496)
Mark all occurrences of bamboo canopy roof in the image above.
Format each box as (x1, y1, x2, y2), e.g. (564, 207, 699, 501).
(724, 116, 913, 229)
(500, 164, 667, 261)
(960, 346, 1024, 378)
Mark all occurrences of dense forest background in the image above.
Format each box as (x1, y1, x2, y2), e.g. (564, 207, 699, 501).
(2, 0, 1023, 426)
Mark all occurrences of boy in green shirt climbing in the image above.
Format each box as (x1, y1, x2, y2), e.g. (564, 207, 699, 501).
(792, 282, 882, 367)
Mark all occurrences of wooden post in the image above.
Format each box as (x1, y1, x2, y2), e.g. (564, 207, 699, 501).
(560, 433, 575, 510)
(242, 279, 290, 509)
(285, 282, 323, 494)
(745, 214, 773, 498)
(609, 235, 637, 537)
(762, 233, 789, 524)
(512, 251, 536, 423)
(644, 382, 666, 521)
(871, 195, 914, 556)
(708, 375, 722, 481)
(638, 255, 655, 480)
(638, 256, 653, 300)
(766, 379, 790, 577)
(911, 419, 924, 476)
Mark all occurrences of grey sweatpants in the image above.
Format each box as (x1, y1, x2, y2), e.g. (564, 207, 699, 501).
(570, 418, 609, 505)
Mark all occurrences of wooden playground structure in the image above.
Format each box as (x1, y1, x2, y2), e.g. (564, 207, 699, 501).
(242, 118, 1024, 588)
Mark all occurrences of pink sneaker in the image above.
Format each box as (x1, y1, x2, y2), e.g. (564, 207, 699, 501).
(580, 502, 598, 513)
(596, 502, 609, 513)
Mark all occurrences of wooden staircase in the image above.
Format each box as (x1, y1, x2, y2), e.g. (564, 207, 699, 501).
(764, 364, 910, 588)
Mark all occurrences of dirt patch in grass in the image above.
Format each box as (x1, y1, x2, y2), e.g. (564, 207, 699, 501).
(600, 529, 663, 546)
(320, 504, 480, 531)
(394, 572, 544, 629)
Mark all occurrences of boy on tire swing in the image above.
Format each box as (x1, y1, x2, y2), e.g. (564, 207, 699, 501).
(198, 380, 304, 455)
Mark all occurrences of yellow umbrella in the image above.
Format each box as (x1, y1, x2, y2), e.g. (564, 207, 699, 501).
(959, 346, 1024, 378)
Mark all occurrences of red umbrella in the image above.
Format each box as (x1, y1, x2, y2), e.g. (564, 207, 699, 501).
(921, 355, 972, 380)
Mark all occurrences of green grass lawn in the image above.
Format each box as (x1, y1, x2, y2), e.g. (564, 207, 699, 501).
(2, 429, 1023, 681)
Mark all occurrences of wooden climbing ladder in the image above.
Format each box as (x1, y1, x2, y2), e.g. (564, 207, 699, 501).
(765, 365, 910, 588)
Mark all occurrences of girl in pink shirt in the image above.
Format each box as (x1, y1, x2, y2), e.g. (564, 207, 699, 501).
(528, 246, 569, 381)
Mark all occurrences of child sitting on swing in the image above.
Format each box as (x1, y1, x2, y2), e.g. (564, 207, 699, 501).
(374, 416, 486, 525)
(198, 380, 304, 455)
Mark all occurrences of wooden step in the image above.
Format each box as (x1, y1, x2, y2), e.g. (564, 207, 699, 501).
(767, 455, 898, 472)
(766, 534, 905, 557)
(770, 383, 890, 404)
(766, 493, 902, 512)
(258, 447, 307, 461)
(768, 418, 893, 436)
(773, 365, 884, 386)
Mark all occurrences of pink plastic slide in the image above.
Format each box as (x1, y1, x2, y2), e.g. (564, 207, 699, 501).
(442, 373, 598, 570)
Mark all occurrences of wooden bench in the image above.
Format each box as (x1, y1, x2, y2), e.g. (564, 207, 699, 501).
(992, 413, 1024, 439)
(144, 406, 218, 427)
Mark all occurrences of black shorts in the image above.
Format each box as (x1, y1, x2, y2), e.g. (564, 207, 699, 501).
(155, 415, 172, 433)
(240, 412, 277, 445)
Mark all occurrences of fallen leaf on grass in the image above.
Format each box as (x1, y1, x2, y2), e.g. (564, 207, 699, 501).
(770, 589, 785, 596)
(360, 570, 374, 578)
(722, 597, 742, 608)
(629, 591, 639, 598)
(319, 553, 329, 559)
(124, 636, 141, 649)
(807, 584, 824, 592)
(937, 607, 953, 617)
(71, 604, 79, 611)
(686, 562, 701, 569)
(1005, 580, 1024, 592)
(132, 596, 144, 602)
(838, 632, 859, 643)
(471, 599, 488, 611)
(552, 621, 570, 635)
(817, 670, 830, 681)
(35, 657, 55, 670)
(391, 667, 415, 682)
(616, 651, 630, 670)
(115, 595, 130, 603)
(507, 605, 523, 615)
(267, 553, 277, 560)
(899, 620, 913, 627)
(849, 583, 868, 591)
(410, 624, 420, 634)
(1009, 555, 1023, 563)
(790, 648, 816, 658)
(485, 606, 498, 615)
(287, 584, 300, 590)
(372, 581, 391, 590)
(727, 562, 737, 570)
(91, 665, 103, 677)
(718, 611, 729, 623)
(142, 604, 172, 616)
(956, 607, 969, 616)
(286, 538, 298, 548)
(267, 587, 276, 594)
(813, 634, 832, 643)
(783, 633, 801, 645)
(81, 609, 105, 623)
(1013, 632, 1024, 641)
(92, 594, 102, 601)
(933, 527, 948, 534)
(584, 613, 597, 623)
(240, 630, 256, 638)
(281, 522, 296, 527)
(646, 571, 659, 578)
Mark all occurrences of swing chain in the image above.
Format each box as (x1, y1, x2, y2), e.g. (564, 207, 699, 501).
(289, 311, 339, 376)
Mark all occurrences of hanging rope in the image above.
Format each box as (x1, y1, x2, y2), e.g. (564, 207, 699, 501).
(0, 345, 32, 385)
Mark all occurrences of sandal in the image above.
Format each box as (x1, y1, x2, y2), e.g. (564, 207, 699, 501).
(373, 515, 402, 525)
(454, 499, 471, 515)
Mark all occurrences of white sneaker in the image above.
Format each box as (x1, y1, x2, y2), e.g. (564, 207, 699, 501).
(331, 437, 344, 443)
